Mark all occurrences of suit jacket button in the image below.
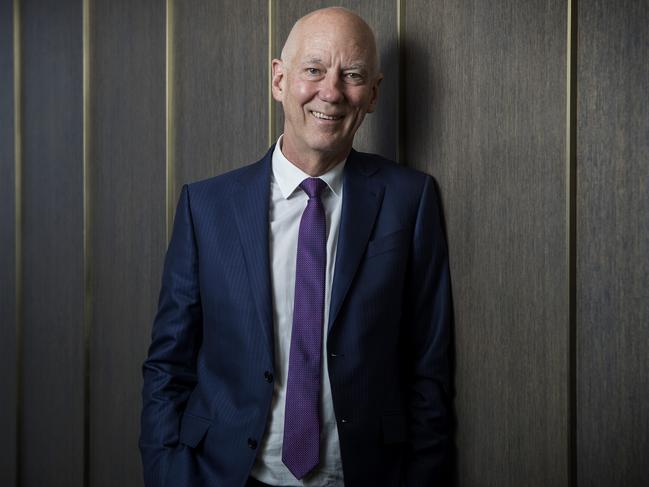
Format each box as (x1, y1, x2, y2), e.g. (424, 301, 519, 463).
(264, 371, 274, 383)
(248, 437, 258, 449)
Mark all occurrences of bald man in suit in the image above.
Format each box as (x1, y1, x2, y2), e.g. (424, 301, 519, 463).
(140, 7, 452, 487)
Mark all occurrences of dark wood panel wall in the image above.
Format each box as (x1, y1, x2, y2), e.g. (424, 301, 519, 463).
(0, 1, 17, 486)
(404, 1, 570, 485)
(20, 0, 85, 486)
(88, 1, 166, 486)
(172, 0, 268, 203)
(0, 1, 647, 486)
(576, 1, 649, 486)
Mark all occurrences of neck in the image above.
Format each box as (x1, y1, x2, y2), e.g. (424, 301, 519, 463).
(280, 138, 349, 177)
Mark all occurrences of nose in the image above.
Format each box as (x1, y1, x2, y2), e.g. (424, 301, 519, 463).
(318, 73, 344, 103)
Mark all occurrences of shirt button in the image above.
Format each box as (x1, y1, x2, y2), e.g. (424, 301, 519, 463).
(264, 371, 274, 383)
(248, 437, 258, 449)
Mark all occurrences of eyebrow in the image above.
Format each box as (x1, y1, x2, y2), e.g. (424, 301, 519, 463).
(344, 63, 368, 71)
(299, 58, 368, 72)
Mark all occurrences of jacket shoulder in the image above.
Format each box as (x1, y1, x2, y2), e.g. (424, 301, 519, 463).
(351, 150, 435, 189)
(183, 148, 272, 199)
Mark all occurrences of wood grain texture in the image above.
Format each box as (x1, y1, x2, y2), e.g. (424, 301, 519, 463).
(89, 1, 165, 486)
(0, 0, 16, 485)
(173, 0, 268, 200)
(404, 1, 569, 485)
(20, 0, 85, 485)
(272, 0, 398, 160)
(576, 1, 649, 485)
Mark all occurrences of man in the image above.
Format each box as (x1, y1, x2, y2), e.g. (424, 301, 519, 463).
(140, 7, 452, 487)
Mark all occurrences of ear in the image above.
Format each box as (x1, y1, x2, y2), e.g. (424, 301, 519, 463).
(271, 59, 285, 102)
(366, 73, 383, 113)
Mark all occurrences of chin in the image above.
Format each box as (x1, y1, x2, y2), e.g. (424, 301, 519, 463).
(307, 135, 350, 155)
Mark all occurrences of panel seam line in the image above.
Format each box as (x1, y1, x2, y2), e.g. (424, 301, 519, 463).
(13, 1, 22, 485)
(566, 1, 579, 486)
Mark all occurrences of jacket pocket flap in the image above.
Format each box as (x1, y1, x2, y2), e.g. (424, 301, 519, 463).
(381, 413, 407, 444)
(179, 413, 211, 448)
(366, 229, 408, 258)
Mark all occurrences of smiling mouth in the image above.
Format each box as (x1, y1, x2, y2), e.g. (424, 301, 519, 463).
(310, 110, 344, 121)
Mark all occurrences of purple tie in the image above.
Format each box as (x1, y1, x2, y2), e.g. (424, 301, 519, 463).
(282, 177, 328, 479)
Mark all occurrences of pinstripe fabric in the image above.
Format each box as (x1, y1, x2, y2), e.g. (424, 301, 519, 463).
(140, 148, 453, 487)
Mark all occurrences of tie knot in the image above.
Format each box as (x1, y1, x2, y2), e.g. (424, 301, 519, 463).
(300, 177, 327, 199)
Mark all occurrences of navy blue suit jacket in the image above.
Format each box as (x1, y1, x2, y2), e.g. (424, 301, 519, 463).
(140, 148, 452, 487)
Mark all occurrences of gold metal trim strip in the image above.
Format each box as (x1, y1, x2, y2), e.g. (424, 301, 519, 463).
(166, 0, 175, 242)
(13, 0, 22, 485)
(82, 0, 91, 483)
(396, 0, 405, 165)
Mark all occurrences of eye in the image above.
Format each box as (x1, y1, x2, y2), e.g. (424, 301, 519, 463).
(305, 67, 321, 76)
(344, 72, 364, 82)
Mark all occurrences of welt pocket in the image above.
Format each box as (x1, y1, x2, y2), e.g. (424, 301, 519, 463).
(179, 412, 211, 448)
(381, 413, 407, 444)
(365, 229, 408, 259)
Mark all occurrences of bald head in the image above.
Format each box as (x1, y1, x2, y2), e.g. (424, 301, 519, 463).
(280, 7, 380, 77)
(270, 7, 383, 173)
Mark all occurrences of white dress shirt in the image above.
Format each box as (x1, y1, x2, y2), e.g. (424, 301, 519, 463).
(250, 137, 345, 486)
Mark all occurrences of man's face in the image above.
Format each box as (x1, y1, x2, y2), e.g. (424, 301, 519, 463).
(272, 14, 382, 163)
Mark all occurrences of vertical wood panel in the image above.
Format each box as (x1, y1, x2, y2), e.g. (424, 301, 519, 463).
(272, 0, 398, 160)
(0, 0, 16, 485)
(173, 0, 268, 198)
(405, 1, 569, 485)
(577, 1, 649, 485)
(20, 0, 84, 485)
(89, 1, 165, 485)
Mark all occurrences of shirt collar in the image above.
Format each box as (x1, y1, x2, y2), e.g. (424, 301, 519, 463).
(272, 135, 346, 200)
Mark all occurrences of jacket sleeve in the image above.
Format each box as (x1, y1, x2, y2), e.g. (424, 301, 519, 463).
(401, 175, 453, 486)
(139, 184, 203, 487)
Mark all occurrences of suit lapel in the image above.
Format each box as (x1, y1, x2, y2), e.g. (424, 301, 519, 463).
(231, 148, 274, 362)
(229, 148, 383, 352)
(328, 150, 384, 333)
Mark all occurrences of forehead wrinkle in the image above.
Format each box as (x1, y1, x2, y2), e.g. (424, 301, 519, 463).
(298, 56, 368, 70)
(296, 41, 371, 71)
(300, 56, 323, 64)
